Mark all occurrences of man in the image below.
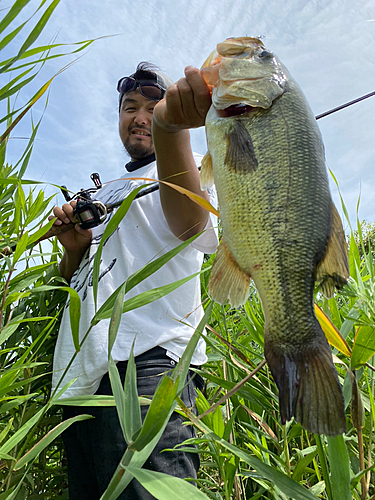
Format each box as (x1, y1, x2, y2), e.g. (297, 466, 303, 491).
(51, 62, 218, 499)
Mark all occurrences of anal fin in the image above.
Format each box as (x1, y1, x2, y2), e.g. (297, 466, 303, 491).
(200, 151, 215, 190)
(209, 238, 250, 308)
(317, 203, 349, 298)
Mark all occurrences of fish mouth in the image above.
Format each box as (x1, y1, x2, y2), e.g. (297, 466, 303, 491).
(217, 104, 256, 117)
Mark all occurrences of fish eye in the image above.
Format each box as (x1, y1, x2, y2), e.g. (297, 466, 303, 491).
(259, 50, 273, 59)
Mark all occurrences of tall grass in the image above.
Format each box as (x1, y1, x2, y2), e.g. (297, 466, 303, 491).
(0, 1, 99, 498)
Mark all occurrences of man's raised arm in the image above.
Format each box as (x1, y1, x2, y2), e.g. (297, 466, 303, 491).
(152, 66, 212, 241)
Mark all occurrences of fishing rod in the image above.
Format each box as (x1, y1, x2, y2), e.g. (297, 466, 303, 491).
(315, 90, 375, 120)
(72, 87, 375, 223)
(85, 88, 374, 208)
(1, 89, 374, 256)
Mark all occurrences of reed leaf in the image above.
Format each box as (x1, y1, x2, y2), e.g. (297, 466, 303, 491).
(123, 345, 142, 443)
(125, 467, 210, 499)
(107, 282, 126, 355)
(0, 67, 33, 98)
(351, 324, 375, 369)
(108, 357, 127, 440)
(93, 271, 203, 322)
(91, 184, 145, 310)
(326, 435, 351, 500)
(100, 304, 212, 499)
(14, 414, 94, 470)
(28, 284, 81, 351)
(1, 0, 61, 73)
(0, 0, 31, 36)
(314, 304, 351, 357)
(188, 411, 318, 500)
(0, 406, 44, 456)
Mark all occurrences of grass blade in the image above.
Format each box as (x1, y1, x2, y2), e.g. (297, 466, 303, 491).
(107, 282, 126, 355)
(1, 0, 61, 73)
(14, 414, 93, 470)
(190, 421, 318, 500)
(129, 376, 178, 453)
(100, 304, 212, 499)
(123, 345, 142, 443)
(92, 184, 145, 310)
(125, 231, 202, 293)
(94, 271, 203, 322)
(314, 304, 351, 357)
(108, 357, 127, 440)
(29, 285, 81, 351)
(351, 325, 375, 369)
(326, 435, 351, 500)
(125, 467, 209, 499)
(0, 0, 31, 36)
(0, 406, 44, 456)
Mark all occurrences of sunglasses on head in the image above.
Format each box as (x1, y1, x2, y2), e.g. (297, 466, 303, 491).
(117, 77, 166, 101)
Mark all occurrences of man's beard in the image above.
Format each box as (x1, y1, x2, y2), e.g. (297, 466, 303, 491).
(123, 138, 154, 160)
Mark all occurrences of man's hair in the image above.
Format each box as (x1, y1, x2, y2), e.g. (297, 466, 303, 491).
(118, 62, 174, 109)
(130, 61, 162, 82)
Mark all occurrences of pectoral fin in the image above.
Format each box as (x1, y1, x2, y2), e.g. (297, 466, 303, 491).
(200, 151, 215, 190)
(317, 203, 349, 298)
(225, 120, 258, 173)
(209, 238, 251, 308)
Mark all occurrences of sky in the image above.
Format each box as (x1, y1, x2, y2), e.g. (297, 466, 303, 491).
(3, 0, 375, 230)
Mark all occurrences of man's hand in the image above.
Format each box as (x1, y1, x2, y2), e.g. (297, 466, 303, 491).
(49, 201, 92, 253)
(49, 201, 92, 282)
(153, 66, 212, 132)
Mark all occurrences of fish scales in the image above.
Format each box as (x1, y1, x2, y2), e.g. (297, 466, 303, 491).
(207, 80, 330, 320)
(201, 37, 349, 435)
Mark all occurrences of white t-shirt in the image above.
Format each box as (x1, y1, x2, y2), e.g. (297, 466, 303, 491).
(52, 154, 218, 398)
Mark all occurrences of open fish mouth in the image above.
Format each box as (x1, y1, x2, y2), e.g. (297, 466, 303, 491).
(217, 104, 256, 117)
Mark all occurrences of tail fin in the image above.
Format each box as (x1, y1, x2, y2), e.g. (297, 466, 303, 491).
(265, 325, 346, 436)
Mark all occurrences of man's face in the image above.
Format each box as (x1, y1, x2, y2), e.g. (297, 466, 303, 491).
(119, 89, 156, 161)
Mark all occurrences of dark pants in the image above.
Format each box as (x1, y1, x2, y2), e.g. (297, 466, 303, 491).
(62, 347, 203, 500)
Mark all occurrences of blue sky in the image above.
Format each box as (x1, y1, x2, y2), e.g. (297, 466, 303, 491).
(3, 0, 375, 228)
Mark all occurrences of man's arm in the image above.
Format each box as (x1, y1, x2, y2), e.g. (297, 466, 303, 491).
(152, 66, 212, 241)
(49, 201, 92, 283)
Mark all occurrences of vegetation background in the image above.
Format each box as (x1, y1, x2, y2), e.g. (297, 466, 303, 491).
(1, 1, 375, 499)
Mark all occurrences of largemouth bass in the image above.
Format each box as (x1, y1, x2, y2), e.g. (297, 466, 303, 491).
(200, 37, 349, 436)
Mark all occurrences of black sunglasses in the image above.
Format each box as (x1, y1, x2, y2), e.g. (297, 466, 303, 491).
(117, 77, 165, 101)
